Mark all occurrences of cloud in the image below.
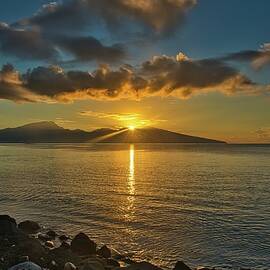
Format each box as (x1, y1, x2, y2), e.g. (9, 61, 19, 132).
(0, 64, 41, 102)
(223, 43, 270, 69)
(255, 127, 270, 141)
(0, 22, 58, 61)
(0, 22, 126, 63)
(1, 52, 269, 103)
(55, 36, 126, 63)
(15, 0, 197, 36)
(79, 110, 167, 127)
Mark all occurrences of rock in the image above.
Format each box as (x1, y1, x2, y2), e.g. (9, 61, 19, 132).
(0, 215, 18, 236)
(59, 234, 70, 242)
(106, 258, 120, 267)
(61, 241, 71, 249)
(45, 240, 54, 248)
(15, 237, 46, 263)
(122, 258, 136, 265)
(71, 233, 97, 256)
(18, 221, 41, 234)
(65, 262, 77, 270)
(8, 261, 42, 270)
(127, 262, 163, 270)
(47, 230, 57, 239)
(173, 261, 192, 270)
(97, 245, 111, 258)
(48, 245, 80, 269)
(37, 233, 51, 242)
(196, 267, 212, 270)
(80, 258, 105, 270)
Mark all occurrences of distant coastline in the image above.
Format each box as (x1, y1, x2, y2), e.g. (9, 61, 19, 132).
(0, 121, 225, 144)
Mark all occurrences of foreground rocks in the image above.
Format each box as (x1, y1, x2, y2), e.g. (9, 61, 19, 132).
(0, 215, 220, 270)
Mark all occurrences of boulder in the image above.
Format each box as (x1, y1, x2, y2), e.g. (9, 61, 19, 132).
(18, 221, 41, 234)
(80, 258, 105, 270)
(0, 215, 18, 236)
(173, 261, 191, 270)
(8, 261, 42, 270)
(71, 233, 97, 256)
(97, 245, 111, 258)
(15, 237, 46, 263)
(127, 262, 163, 270)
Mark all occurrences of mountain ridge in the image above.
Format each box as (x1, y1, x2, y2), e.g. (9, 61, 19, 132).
(0, 121, 226, 144)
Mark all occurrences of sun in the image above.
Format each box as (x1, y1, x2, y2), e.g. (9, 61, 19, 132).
(128, 125, 136, 131)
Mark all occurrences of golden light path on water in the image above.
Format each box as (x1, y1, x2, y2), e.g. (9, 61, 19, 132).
(125, 144, 135, 221)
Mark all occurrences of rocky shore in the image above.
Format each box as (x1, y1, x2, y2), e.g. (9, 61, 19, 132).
(0, 215, 243, 270)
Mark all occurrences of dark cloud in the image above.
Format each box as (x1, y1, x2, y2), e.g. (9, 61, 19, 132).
(0, 64, 37, 102)
(0, 23, 58, 61)
(55, 36, 126, 63)
(0, 23, 126, 63)
(222, 44, 270, 69)
(1, 52, 267, 103)
(15, 0, 197, 36)
(14, 1, 92, 34)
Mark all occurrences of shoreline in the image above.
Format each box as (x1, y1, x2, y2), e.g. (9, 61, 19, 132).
(0, 215, 262, 270)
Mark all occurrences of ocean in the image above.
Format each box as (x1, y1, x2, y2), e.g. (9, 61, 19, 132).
(0, 143, 269, 269)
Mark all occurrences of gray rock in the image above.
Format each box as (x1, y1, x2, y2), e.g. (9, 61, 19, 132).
(173, 261, 191, 270)
(0, 215, 18, 236)
(18, 221, 41, 234)
(71, 233, 97, 256)
(8, 261, 42, 270)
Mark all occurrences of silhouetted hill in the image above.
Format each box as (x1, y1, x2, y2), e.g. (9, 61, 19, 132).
(0, 122, 225, 143)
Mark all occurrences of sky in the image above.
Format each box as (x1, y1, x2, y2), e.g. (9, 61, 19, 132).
(0, 0, 270, 143)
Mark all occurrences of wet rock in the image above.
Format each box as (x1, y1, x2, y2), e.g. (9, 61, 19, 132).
(97, 245, 111, 259)
(18, 221, 41, 234)
(65, 262, 77, 270)
(8, 261, 42, 270)
(45, 241, 55, 248)
(127, 262, 163, 270)
(0, 215, 18, 236)
(80, 258, 105, 270)
(173, 261, 191, 270)
(59, 234, 70, 242)
(196, 267, 212, 270)
(47, 230, 57, 239)
(71, 233, 97, 256)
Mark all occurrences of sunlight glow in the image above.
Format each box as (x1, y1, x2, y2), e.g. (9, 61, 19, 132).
(128, 125, 136, 131)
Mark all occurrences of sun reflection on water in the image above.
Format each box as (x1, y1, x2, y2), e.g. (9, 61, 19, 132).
(128, 144, 135, 195)
(125, 144, 135, 222)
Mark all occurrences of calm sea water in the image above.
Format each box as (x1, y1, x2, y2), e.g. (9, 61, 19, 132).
(0, 143, 269, 269)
